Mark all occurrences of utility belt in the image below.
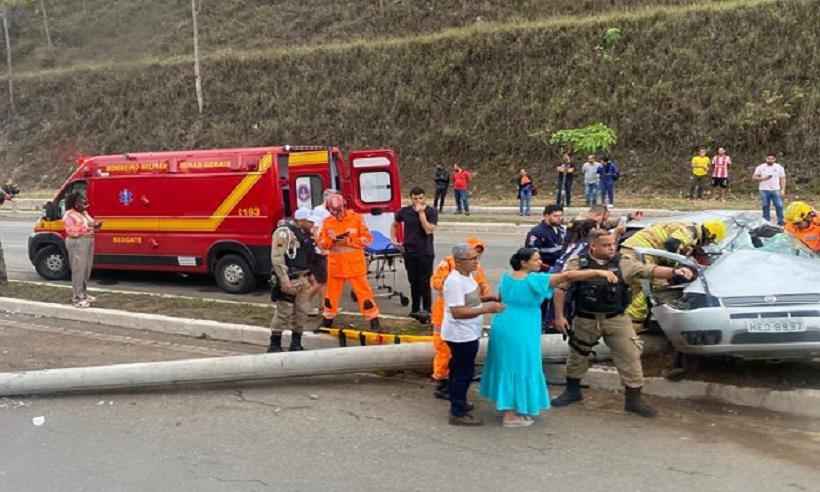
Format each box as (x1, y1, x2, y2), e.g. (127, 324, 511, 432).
(288, 270, 311, 280)
(330, 245, 360, 254)
(575, 311, 622, 320)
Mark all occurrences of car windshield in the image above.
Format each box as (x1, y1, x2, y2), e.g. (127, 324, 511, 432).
(712, 212, 817, 259)
(631, 210, 817, 260)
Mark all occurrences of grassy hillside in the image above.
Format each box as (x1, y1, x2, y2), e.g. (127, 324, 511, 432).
(1, 0, 819, 200)
(6, 0, 697, 73)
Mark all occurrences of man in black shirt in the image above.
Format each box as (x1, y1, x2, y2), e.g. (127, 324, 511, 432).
(393, 187, 438, 323)
(433, 165, 449, 212)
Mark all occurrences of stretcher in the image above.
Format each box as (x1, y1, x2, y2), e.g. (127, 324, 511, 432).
(361, 230, 409, 307)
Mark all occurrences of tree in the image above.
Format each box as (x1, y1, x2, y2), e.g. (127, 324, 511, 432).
(191, 0, 203, 114)
(0, 2, 16, 115)
(39, 0, 52, 49)
(545, 123, 618, 155)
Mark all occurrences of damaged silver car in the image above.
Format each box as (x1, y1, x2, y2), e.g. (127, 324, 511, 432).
(631, 212, 820, 360)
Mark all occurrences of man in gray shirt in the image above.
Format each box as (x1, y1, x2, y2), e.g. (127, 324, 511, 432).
(582, 155, 602, 206)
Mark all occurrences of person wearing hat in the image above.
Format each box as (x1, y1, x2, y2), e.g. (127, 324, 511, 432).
(619, 219, 727, 330)
(268, 208, 317, 352)
(318, 193, 383, 332)
(784, 201, 820, 253)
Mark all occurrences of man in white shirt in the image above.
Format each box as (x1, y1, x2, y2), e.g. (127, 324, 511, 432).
(308, 189, 335, 319)
(441, 244, 503, 426)
(753, 153, 787, 225)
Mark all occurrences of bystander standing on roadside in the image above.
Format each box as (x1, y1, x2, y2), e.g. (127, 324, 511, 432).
(452, 164, 472, 216)
(582, 155, 601, 206)
(63, 192, 101, 308)
(441, 244, 504, 426)
(711, 147, 731, 201)
(689, 147, 710, 199)
(433, 164, 449, 213)
(393, 187, 438, 323)
(753, 153, 787, 225)
(0, 189, 9, 284)
(517, 169, 534, 216)
(598, 155, 620, 206)
(555, 153, 575, 207)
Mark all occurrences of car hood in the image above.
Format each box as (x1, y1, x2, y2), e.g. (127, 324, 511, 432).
(692, 249, 820, 298)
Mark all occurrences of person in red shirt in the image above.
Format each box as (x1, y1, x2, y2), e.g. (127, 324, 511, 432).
(452, 164, 472, 216)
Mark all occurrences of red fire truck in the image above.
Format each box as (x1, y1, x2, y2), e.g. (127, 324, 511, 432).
(29, 145, 401, 293)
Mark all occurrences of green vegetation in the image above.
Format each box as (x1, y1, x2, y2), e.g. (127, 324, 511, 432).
(0, 0, 819, 200)
(546, 123, 618, 155)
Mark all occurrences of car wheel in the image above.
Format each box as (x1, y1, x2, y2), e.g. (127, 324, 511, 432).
(215, 254, 256, 294)
(34, 245, 69, 280)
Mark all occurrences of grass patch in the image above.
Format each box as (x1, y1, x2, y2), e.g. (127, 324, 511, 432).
(0, 281, 432, 336)
(1, 0, 819, 202)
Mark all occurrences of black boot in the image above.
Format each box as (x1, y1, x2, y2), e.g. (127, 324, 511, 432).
(267, 333, 282, 353)
(289, 332, 304, 351)
(315, 317, 334, 333)
(624, 386, 657, 418)
(370, 318, 384, 333)
(550, 377, 583, 407)
(433, 379, 449, 400)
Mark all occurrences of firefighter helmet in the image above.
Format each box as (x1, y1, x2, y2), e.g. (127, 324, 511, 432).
(784, 201, 815, 224)
(702, 219, 728, 244)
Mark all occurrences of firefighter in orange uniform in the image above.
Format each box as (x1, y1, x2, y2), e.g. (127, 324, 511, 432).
(784, 201, 820, 253)
(430, 237, 492, 399)
(318, 193, 383, 332)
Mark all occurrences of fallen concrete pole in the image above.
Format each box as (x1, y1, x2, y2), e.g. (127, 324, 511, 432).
(0, 334, 665, 397)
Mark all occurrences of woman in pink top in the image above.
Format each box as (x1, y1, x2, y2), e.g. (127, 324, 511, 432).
(62, 192, 101, 307)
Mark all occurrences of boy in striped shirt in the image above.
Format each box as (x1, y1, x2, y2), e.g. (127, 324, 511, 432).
(711, 147, 732, 201)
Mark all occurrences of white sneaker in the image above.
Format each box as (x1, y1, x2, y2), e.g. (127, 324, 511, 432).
(73, 300, 91, 309)
(502, 417, 534, 428)
(85, 295, 97, 303)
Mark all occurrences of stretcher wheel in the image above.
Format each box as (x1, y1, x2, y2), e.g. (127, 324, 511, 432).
(399, 294, 409, 307)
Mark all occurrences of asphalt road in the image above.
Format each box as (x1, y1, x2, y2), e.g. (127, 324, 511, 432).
(2, 314, 819, 492)
(0, 217, 522, 315)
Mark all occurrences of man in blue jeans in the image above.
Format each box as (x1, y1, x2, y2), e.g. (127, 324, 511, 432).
(598, 155, 620, 206)
(441, 244, 504, 426)
(753, 153, 787, 225)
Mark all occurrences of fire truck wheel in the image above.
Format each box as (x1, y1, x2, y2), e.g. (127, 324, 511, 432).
(215, 254, 256, 294)
(34, 245, 69, 280)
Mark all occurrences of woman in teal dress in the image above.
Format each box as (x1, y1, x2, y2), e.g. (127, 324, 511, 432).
(480, 247, 617, 428)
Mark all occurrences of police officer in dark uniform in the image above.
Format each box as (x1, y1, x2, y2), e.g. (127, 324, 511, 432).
(550, 229, 694, 417)
(525, 204, 567, 270)
(269, 209, 316, 352)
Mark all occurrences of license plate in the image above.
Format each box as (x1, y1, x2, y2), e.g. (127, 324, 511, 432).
(746, 318, 805, 333)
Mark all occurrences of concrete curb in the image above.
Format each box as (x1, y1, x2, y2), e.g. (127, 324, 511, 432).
(0, 297, 278, 347)
(545, 365, 820, 419)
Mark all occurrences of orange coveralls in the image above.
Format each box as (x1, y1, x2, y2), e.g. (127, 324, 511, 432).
(785, 216, 820, 253)
(430, 240, 491, 381)
(318, 209, 380, 320)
